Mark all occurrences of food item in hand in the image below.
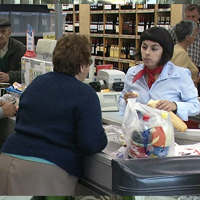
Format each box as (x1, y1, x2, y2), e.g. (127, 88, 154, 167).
(132, 91, 139, 97)
(147, 99, 187, 132)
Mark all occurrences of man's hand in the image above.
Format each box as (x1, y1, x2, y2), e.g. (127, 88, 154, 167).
(1, 101, 17, 118)
(0, 72, 9, 83)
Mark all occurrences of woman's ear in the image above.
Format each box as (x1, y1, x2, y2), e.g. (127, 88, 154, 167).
(80, 65, 84, 73)
(185, 35, 190, 41)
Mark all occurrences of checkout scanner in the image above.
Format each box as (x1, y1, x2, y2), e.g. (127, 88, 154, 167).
(96, 69, 125, 112)
(96, 69, 125, 90)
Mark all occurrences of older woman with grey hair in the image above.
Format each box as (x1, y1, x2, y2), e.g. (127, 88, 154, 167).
(171, 20, 199, 86)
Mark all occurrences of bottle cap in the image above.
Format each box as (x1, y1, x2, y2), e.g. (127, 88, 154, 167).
(143, 114, 150, 121)
(161, 112, 168, 119)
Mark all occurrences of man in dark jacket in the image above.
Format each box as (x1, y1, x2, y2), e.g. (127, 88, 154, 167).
(0, 17, 26, 84)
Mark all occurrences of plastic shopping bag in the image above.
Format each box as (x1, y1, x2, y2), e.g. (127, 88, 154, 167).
(122, 98, 175, 159)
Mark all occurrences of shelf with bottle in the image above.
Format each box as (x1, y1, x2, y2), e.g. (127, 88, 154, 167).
(157, 4, 171, 12)
(62, 4, 80, 34)
(137, 14, 155, 36)
(90, 14, 104, 34)
(120, 14, 136, 36)
(65, 14, 74, 33)
(62, 4, 79, 13)
(156, 15, 171, 30)
(104, 14, 119, 36)
(88, 4, 183, 72)
(90, 4, 104, 11)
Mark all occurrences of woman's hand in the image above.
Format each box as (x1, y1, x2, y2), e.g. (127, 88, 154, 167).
(124, 92, 138, 103)
(155, 100, 177, 112)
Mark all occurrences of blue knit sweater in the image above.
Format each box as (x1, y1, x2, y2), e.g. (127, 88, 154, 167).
(2, 72, 108, 177)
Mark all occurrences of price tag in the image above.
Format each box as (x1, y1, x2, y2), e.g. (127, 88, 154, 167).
(43, 32, 56, 40)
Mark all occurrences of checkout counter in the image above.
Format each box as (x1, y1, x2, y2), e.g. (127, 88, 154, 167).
(1, 113, 200, 196)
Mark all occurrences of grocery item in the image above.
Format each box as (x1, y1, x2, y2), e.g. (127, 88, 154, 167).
(147, 99, 187, 132)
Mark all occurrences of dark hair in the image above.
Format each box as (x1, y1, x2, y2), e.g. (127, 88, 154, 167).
(175, 20, 198, 42)
(185, 4, 200, 14)
(53, 34, 92, 76)
(134, 27, 174, 66)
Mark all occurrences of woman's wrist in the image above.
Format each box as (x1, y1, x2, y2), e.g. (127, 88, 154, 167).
(172, 102, 177, 114)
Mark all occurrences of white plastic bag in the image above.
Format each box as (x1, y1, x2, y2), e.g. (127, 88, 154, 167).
(122, 98, 175, 159)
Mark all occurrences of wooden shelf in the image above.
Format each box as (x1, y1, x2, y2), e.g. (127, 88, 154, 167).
(78, 4, 183, 72)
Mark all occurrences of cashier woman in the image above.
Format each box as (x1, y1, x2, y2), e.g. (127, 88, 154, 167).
(118, 27, 200, 121)
(0, 34, 107, 195)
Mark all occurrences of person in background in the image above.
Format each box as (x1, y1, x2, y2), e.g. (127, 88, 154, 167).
(0, 17, 26, 84)
(171, 20, 199, 86)
(117, 27, 200, 122)
(0, 34, 107, 195)
(168, 4, 200, 95)
(169, 4, 200, 70)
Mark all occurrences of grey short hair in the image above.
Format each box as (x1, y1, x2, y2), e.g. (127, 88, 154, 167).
(175, 20, 198, 42)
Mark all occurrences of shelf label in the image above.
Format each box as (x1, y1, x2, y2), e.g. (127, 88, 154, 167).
(43, 32, 56, 40)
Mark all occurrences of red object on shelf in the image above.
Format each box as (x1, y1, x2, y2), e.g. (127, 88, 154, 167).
(97, 64, 113, 74)
(24, 50, 36, 58)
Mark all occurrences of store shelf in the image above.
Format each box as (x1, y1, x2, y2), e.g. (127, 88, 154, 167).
(88, 4, 183, 72)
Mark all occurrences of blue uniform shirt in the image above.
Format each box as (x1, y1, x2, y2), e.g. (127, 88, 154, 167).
(118, 61, 200, 121)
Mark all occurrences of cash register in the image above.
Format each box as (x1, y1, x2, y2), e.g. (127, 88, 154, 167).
(96, 69, 125, 112)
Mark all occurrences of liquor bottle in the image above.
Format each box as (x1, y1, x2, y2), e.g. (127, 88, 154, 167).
(150, 17, 154, 28)
(96, 40, 100, 56)
(97, 17, 102, 34)
(137, 17, 145, 35)
(65, 16, 69, 32)
(157, 16, 161, 27)
(94, 40, 97, 55)
(128, 17, 133, 35)
(75, 16, 79, 33)
(105, 17, 111, 34)
(105, 41, 110, 57)
(93, 17, 98, 33)
(114, 41, 119, 58)
(68, 17, 73, 32)
(90, 17, 94, 33)
(110, 17, 114, 34)
(122, 18, 125, 34)
(99, 40, 104, 57)
(125, 18, 129, 34)
(146, 17, 150, 30)
(110, 41, 115, 58)
(115, 17, 119, 34)
(125, 43, 129, 59)
(91, 40, 95, 55)
(75, 4, 79, 11)
(160, 16, 165, 28)
(129, 43, 135, 60)
(121, 42, 126, 59)
(165, 16, 170, 30)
